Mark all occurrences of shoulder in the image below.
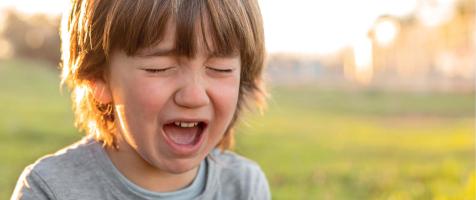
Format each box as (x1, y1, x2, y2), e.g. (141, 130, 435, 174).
(209, 149, 263, 176)
(12, 137, 104, 199)
(206, 149, 271, 200)
(29, 137, 98, 177)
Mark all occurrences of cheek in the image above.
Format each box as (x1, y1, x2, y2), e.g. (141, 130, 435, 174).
(208, 77, 240, 122)
(119, 77, 172, 112)
(112, 76, 174, 136)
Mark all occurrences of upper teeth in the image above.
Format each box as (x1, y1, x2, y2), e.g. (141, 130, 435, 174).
(174, 122, 199, 128)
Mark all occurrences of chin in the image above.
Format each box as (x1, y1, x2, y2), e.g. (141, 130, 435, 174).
(161, 158, 202, 174)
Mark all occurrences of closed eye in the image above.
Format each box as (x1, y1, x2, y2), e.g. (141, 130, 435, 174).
(141, 67, 174, 73)
(206, 66, 234, 73)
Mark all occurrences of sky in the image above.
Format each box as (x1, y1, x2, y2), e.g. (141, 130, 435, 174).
(0, 0, 456, 55)
(259, 0, 419, 54)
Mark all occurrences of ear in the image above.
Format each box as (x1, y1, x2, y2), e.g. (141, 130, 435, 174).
(89, 79, 112, 104)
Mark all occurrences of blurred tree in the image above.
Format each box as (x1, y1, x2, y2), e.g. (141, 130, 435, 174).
(1, 9, 61, 67)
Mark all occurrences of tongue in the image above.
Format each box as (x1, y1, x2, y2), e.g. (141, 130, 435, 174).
(163, 124, 198, 145)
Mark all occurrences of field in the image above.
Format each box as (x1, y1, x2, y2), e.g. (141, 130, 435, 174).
(0, 59, 474, 199)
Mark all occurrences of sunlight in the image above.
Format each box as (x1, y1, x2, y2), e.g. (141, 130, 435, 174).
(353, 37, 374, 84)
(115, 105, 139, 149)
(259, 0, 419, 54)
(417, 0, 456, 27)
(87, 120, 100, 138)
(374, 19, 399, 47)
(259, 0, 376, 54)
(74, 85, 88, 109)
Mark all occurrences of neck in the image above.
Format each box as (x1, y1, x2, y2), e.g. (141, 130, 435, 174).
(104, 138, 199, 192)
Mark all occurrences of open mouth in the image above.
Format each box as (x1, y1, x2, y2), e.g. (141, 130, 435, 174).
(163, 121, 207, 147)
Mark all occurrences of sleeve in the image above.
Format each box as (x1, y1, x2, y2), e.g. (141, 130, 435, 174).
(10, 166, 57, 200)
(251, 167, 271, 200)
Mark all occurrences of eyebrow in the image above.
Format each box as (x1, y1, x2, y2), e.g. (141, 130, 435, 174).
(137, 48, 176, 57)
(208, 50, 241, 59)
(137, 47, 240, 58)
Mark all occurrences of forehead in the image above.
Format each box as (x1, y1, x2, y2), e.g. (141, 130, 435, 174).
(137, 18, 238, 58)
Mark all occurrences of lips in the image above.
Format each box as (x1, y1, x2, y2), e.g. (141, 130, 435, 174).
(162, 120, 207, 155)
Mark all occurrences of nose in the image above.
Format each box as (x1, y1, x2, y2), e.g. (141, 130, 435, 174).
(174, 73, 210, 109)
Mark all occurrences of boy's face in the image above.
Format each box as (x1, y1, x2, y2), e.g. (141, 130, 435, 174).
(103, 22, 240, 174)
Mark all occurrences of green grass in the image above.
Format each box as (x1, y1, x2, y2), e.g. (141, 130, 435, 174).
(0, 59, 82, 198)
(1, 58, 474, 199)
(235, 86, 474, 200)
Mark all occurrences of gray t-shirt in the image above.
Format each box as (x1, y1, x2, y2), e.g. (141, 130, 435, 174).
(11, 137, 271, 200)
(104, 149, 207, 200)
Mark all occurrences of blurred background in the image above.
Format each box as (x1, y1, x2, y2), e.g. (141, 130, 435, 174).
(0, 0, 474, 199)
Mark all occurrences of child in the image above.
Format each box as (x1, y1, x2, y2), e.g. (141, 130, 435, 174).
(12, 0, 270, 199)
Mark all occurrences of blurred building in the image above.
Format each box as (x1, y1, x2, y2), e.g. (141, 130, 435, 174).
(367, 0, 475, 91)
(267, 0, 475, 92)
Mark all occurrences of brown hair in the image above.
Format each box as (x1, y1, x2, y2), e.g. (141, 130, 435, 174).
(60, 0, 266, 149)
